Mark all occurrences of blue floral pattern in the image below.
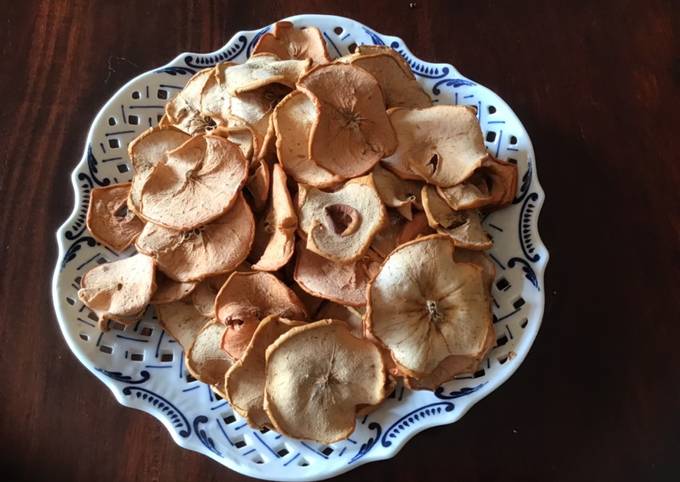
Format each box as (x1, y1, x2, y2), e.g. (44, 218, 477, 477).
(382, 402, 455, 447)
(122, 387, 191, 437)
(97, 368, 151, 384)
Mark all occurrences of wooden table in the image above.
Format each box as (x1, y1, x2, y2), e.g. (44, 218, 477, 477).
(1, 1, 678, 480)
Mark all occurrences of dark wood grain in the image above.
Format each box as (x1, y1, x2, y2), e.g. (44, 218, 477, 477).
(1, 0, 678, 481)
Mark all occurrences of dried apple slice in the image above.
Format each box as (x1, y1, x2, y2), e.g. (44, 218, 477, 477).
(189, 273, 227, 318)
(251, 164, 297, 271)
(297, 174, 387, 262)
(244, 159, 271, 212)
(263, 319, 388, 444)
(437, 156, 518, 211)
(297, 63, 397, 178)
(252, 21, 331, 65)
(189, 263, 250, 317)
(398, 211, 434, 244)
(371, 211, 404, 259)
(383, 105, 489, 186)
(77, 253, 156, 328)
(157, 113, 172, 128)
(294, 243, 380, 306)
(483, 157, 518, 207)
(219, 53, 311, 95)
(421, 184, 465, 228)
(127, 126, 191, 215)
(215, 271, 307, 359)
(436, 176, 492, 211)
(371, 210, 434, 258)
(164, 68, 215, 134)
(224, 315, 304, 428)
(221, 321, 259, 362)
(150, 272, 196, 305)
(404, 322, 495, 390)
(341, 50, 431, 108)
(155, 299, 209, 350)
(354, 45, 413, 74)
(366, 234, 493, 378)
(199, 68, 234, 124)
(201, 76, 289, 159)
(273, 90, 343, 188)
(373, 164, 422, 220)
(215, 271, 308, 325)
(135, 194, 255, 282)
(86, 183, 143, 252)
(137, 134, 248, 230)
(421, 185, 492, 250)
(259, 114, 278, 164)
(453, 249, 497, 290)
(186, 320, 234, 386)
(211, 124, 259, 164)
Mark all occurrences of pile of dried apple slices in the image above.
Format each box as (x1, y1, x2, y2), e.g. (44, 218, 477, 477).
(78, 21, 517, 444)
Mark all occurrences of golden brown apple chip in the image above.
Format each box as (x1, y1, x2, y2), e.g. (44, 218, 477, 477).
(342, 50, 431, 108)
(252, 21, 331, 65)
(373, 164, 423, 220)
(371, 211, 405, 259)
(211, 123, 258, 164)
(371, 211, 436, 259)
(214, 271, 307, 359)
(135, 194, 255, 281)
(437, 156, 518, 211)
(398, 211, 435, 245)
(273, 90, 343, 188)
(366, 234, 492, 378)
(297, 174, 387, 263)
(155, 299, 209, 350)
(137, 134, 248, 230)
(436, 178, 492, 211)
(294, 243, 380, 306)
(372, 209, 435, 259)
(404, 322, 495, 390)
(127, 126, 191, 215)
(297, 63, 397, 178)
(483, 157, 518, 208)
(201, 73, 290, 159)
(244, 159, 271, 213)
(220, 53, 311, 95)
(263, 319, 388, 444)
(164, 68, 215, 135)
(87, 183, 143, 252)
(220, 322, 260, 363)
(224, 315, 303, 428)
(421, 185, 492, 250)
(453, 249, 497, 290)
(150, 272, 196, 305)
(191, 273, 230, 318)
(354, 45, 413, 74)
(77, 253, 156, 328)
(383, 105, 489, 186)
(251, 164, 297, 271)
(190, 263, 250, 317)
(186, 320, 234, 386)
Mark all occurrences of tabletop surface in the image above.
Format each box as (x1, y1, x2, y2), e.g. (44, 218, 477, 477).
(1, 1, 678, 481)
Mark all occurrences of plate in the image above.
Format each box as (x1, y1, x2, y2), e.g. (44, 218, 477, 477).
(51, 14, 548, 481)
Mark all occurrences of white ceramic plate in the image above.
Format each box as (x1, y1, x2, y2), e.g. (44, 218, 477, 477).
(52, 14, 548, 481)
